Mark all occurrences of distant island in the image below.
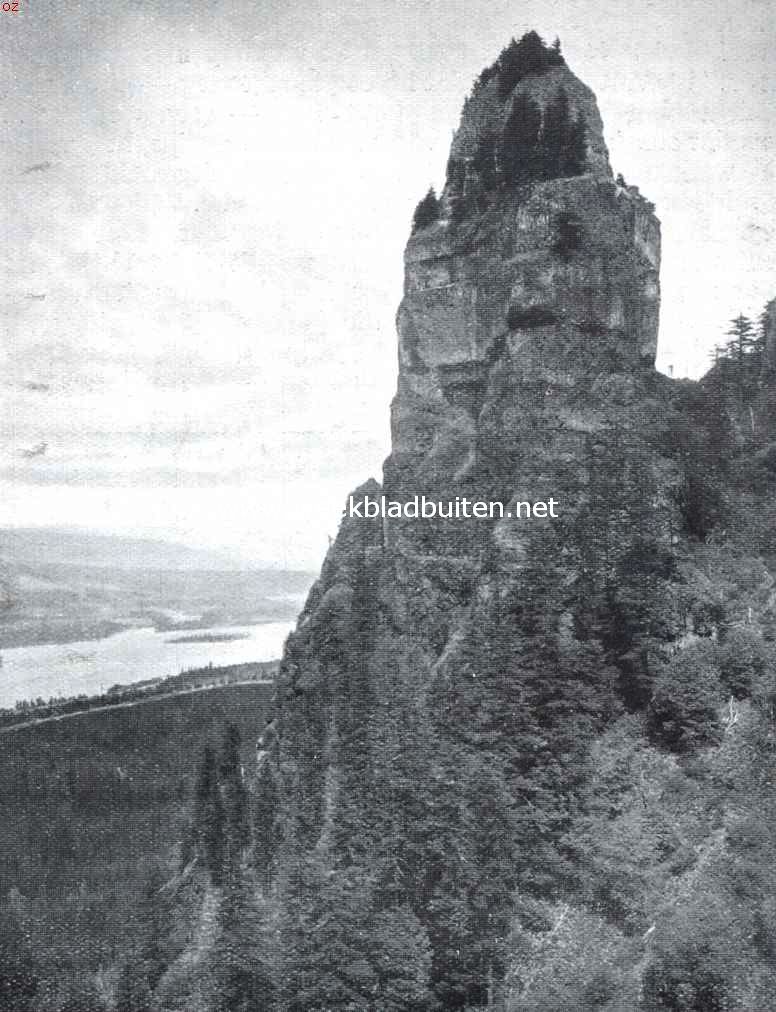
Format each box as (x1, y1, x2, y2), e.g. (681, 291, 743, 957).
(166, 631, 251, 644)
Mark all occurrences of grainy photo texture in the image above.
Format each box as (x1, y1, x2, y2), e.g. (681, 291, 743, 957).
(2, 2, 776, 1010)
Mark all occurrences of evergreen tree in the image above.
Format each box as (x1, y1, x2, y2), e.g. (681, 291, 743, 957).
(412, 188, 440, 232)
(115, 963, 153, 1012)
(254, 759, 280, 887)
(329, 552, 378, 866)
(667, 378, 732, 541)
(550, 36, 564, 63)
(370, 905, 434, 1010)
(463, 764, 518, 999)
(573, 428, 676, 707)
(194, 746, 226, 885)
(496, 36, 522, 98)
(137, 867, 173, 989)
(753, 308, 769, 372)
(280, 858, 375, 1011)
(220, 724, 250, 881)
(219, 723, 242, 781)
(718, 626, 771, 699)
(209, 870, 275, 1012)
(282, 854, 433, 1011)
(642, 941, 728, 1011)
(648, 642, 723, 752)
(279, 673, 436, 1010)
(280, 695, 328, 847)
(58, 980, 108, 1012)
(413, 745, 485, 1007)
(0, 904, 37, 1011)
(515, 30, 547, 75)
(369, 684, 433, 905)
(496, 31, 553, 98)
(371, 674, 500, 1007)
(725, 313, 755, 370)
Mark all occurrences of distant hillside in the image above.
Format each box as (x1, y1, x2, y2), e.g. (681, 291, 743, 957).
(0, 527, 297, 572)
(0, 529, 314, 648)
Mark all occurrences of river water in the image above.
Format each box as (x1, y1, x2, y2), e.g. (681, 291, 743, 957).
(0, 622, 293, 708)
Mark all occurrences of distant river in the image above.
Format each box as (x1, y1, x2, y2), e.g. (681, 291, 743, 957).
(0, 622, 294, 709)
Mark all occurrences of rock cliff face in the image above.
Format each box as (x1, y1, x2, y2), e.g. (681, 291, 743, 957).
(298, 43, 665, 636)
(390, 64, 661, 563)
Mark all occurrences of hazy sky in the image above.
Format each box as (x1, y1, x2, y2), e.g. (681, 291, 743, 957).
(1, 0, 774, 567)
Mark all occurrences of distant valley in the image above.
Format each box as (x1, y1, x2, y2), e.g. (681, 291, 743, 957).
(0, 528, 314, 650)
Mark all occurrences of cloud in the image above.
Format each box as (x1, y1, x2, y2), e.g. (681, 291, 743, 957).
(1, 413, 385, 490)
(0, 463, 246, 488)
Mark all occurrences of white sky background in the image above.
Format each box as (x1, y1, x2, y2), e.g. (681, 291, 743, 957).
(1, 0, 774, 568)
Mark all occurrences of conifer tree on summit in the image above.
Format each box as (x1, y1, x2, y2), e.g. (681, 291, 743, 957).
(496, 31, 561, 97)
(725, 313, 755, 369)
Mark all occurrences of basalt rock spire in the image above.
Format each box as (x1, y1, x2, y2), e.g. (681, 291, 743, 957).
(376, 38, 660, 580)
(269, 33, 672, 1009)
(275, 27, 669, 833)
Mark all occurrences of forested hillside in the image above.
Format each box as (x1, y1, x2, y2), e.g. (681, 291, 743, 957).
(0, 683, 273, 1011)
